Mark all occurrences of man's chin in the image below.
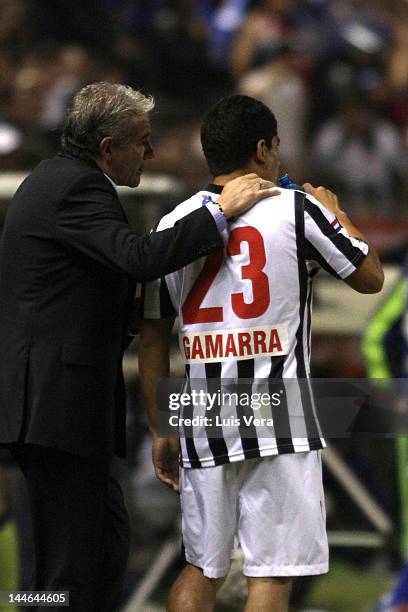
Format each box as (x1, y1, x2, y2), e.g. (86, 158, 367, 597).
(128, 175, 141, 188)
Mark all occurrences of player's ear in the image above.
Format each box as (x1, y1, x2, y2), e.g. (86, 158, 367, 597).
(255, 139, 267, 164)
(98, 136, 113, 163)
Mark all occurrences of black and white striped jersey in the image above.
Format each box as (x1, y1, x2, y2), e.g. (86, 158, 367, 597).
(143, 185, 368, 468)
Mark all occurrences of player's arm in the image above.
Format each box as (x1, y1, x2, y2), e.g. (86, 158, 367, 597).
(303, 183, 384, 294)
(139, 316, 180, 492)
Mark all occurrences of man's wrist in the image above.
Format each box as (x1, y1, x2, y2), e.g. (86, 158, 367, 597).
(335, 210, 349, 224)
(214, 196, 233, 219)
(214, 197, 227, 216)
(205, 201, 229, 245)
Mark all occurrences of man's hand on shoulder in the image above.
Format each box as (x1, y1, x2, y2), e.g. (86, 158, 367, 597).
(216, 173, 281, 219)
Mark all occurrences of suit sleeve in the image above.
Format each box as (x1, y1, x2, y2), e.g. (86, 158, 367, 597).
(56, 171, 224, 282)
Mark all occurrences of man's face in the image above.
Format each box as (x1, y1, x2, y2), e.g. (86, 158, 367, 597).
(109, 114, 154, 187)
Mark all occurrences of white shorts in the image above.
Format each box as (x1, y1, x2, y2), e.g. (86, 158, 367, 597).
(180, 450, 328, 579)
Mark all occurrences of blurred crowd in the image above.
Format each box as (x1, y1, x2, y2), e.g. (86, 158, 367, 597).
(1, 0, 408, 216)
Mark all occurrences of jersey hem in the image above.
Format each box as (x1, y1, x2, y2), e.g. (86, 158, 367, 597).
(180, 439, 326, 469)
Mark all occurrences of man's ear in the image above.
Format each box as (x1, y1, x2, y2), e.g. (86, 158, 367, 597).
(98, 136, 113, 162)
(255, 139, 267, 164)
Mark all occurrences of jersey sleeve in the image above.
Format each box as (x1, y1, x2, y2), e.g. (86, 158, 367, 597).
(303, 194, 368, 279)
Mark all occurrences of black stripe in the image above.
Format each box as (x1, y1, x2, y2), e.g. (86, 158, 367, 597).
(295, 192, 321, 443)
(306, 285, 325, 448)
(159, 277, 176, 318)
(269, 355, 285, 379)
(305, 266, 319, 360)
(236, 359, 260, 459)
(308, 438, 324, 450)
(183, 365, 202, 468)
(306, 278, 313, 359)
(268, 356, 295, 453)
(304, 237, 341, 278)
(304, 199, 367, 267)
(204, 362, 229, 466)
(294, 191, 308, 379)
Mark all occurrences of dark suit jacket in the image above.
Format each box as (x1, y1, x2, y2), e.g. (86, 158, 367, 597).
(0, 153, 223, 459)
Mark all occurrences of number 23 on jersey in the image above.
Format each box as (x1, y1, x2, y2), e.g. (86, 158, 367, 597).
(182, 226, 270, 324)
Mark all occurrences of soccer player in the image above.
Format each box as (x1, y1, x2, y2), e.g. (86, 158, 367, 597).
(139, 94, 383, 612)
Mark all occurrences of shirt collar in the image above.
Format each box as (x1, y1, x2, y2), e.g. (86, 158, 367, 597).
(104, 173, 118, 192)
(204, 183, 223, 194)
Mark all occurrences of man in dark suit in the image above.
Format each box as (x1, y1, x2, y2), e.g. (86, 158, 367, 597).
(0, 82, 278, 611)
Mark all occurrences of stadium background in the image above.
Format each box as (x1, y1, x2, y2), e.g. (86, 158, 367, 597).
(0, 0, 407, 610)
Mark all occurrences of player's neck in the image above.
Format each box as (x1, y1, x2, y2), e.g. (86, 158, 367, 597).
(213, 163, 276, 186)
(212, 168, 250, 186)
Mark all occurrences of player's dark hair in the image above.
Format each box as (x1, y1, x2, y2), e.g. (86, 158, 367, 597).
(201, 95, 277, 176)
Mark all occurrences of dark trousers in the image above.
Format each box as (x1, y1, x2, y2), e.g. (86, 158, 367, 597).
(10, 444, 130, 612)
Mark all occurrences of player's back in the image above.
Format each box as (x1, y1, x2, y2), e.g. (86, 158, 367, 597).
(143, 183, 368, 467)
(151, 186, 309, 380)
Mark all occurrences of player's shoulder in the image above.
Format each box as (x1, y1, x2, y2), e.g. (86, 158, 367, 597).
(303, 192, 326, 211)
(271, 187, 321, 211)
(238, 188, 297, 223)
(155, 190, 210, 231)
(303, 192, 336, 223)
